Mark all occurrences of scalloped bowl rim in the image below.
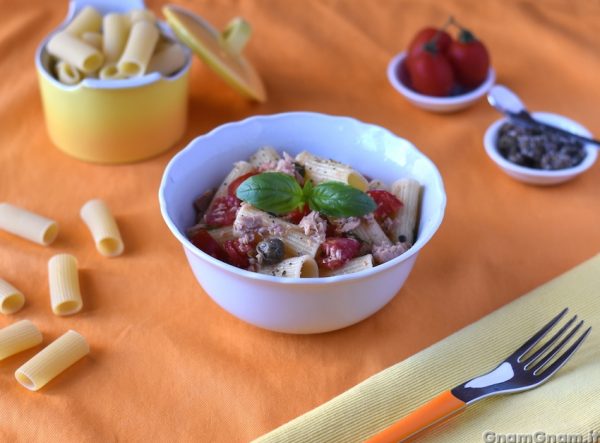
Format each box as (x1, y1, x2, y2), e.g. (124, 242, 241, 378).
(483, 111, 598, 178)
(159, 112, 447, 285)
(387, 51, 496, 105)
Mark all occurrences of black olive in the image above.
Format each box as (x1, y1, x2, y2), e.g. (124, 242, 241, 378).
(257, 238, 285, 265)
(293, 162, 306, 178)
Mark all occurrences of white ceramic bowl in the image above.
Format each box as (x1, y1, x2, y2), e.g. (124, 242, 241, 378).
(387, 51, 496, 113)
(159, 112, 446, 334)
(484, 112, 597, 185)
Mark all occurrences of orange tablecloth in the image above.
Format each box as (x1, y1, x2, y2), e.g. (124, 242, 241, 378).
(1, 1, 599, 441)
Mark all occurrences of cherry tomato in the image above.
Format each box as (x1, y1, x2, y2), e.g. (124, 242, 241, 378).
(284, 204, 310, 224)
(190, 229, 228, 261)
(367, 190, 403, 222)
(406, 49, 455, 96)
(447, 30, 490, 88)
(223, 239, 253, 268)
(408, 27, 452, 57)
(318, 237, 361, 270)
(228, 172, 258, 197)
(205, 195, 240, 227)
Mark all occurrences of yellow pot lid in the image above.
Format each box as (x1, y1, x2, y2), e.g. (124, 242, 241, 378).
(163, 5, 266, 102)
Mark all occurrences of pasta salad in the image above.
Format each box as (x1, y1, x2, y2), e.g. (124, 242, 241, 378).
(187, 147, 422, 278)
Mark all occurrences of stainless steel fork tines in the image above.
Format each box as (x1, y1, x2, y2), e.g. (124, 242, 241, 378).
(452, 307, 592, 404)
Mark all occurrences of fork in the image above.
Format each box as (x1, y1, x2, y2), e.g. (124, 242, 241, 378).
(365, 308, 592, 443)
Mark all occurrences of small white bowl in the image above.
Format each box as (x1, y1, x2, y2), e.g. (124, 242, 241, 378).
(483, 112, 597, 185)
(159, 112, 446, 334)
(387, 51, 496, 113)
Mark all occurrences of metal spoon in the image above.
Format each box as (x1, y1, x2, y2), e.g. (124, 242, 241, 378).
(487, 85, 600, 147)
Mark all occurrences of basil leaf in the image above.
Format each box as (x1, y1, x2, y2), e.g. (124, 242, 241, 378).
(236, 172, 304, 214)
(308, 181, 376, 217)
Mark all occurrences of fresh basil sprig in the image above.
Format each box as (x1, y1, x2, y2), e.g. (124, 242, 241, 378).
(236, 172, 376, 218)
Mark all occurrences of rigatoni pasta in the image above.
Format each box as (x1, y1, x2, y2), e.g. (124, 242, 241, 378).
(295, 151, 369, 191)
(0, 279, 25, 315)
(117, 20, 159, 77)
(46, 7, 187, 85)
(63, 6, 102, 36)
(15, 330, 89, 391)
(249, 146, 280, 168)
(102, 13, 129, 63)
(55, 60, 81, 85)
(48, 254, 83, 316)
(0, 320, 42, 360)
(258, 255, 318, 278)
(320, 254, 373, 277)
(0, 202, 58, 246)
(390, 178, 422, 245)
(81, 32, 103, 50)
(147, 44, 187, 76)
(47, 32, 104, 74)
(80, 199, 124, 257)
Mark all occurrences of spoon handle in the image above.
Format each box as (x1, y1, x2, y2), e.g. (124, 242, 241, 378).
(510, 111, 600, 147)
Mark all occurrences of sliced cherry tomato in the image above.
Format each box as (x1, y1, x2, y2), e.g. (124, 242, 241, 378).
(189, 229, 228, 261)
(223, 239, 253, 268)
(284, 204, 310, 224)
(406, 49, 455, 97)
(228, 172, 258, 197)
(318, 237, 361, 270)
(408, 27, 452, 57)
(367, 190, 403, 222)
(447, 30, 490, 88)
(205, 195, 240, 227)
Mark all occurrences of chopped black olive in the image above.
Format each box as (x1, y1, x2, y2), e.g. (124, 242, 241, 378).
(398, 235, 407, 243)
(293, 162, 306, 178)
(257, 238, 285, 265)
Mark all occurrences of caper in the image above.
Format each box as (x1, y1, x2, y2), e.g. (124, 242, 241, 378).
(257, 238, 285, 265)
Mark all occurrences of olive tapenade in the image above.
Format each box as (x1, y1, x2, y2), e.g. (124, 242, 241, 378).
(496, 123, 586, 170)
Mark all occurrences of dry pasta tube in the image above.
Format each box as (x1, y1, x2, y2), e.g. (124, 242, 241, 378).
(47, 32, 104, 74)
(296, 151, 368, 191)
(0, 320, 42, 361)
(390, 178, 422, 245)
(259, 255, 318, 278)
(80, 199, 124, 257)
(147, 43, 186, 76)
(55, 61, 81, 85)
(249, 146, 280, 168)
(118, 21, 159, 77)
(0, 203, 58, 246)
(63, 6, 102, 36)
(48, 254, 83, 316)
(129, 9, 156, 24)
(320, 254, 373, 277)
(99, 64, 124, 80)
(103, 13, 130, 63)
(15, 330, 89, 391)
(81, 32, 102, 50)
(0, 279, 25, 315)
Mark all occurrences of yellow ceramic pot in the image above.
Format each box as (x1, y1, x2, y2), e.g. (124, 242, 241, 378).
(36, 0, 191, 164)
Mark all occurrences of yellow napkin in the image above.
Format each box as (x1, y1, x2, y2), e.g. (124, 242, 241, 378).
(255, 254, 600, 442)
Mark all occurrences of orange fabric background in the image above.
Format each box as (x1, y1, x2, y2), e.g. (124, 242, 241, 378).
(1, 0, 599, 441)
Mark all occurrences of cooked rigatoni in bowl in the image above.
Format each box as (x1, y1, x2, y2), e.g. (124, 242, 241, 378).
(35, 1, 191, 163)
(159, 112, 446, 334)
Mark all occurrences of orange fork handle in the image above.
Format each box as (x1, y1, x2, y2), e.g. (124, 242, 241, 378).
(364, 390, 466, 443)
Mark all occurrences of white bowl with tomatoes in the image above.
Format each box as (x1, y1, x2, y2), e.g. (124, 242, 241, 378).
(388, 24, 496, 112)
(159, 112, 446, 334)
